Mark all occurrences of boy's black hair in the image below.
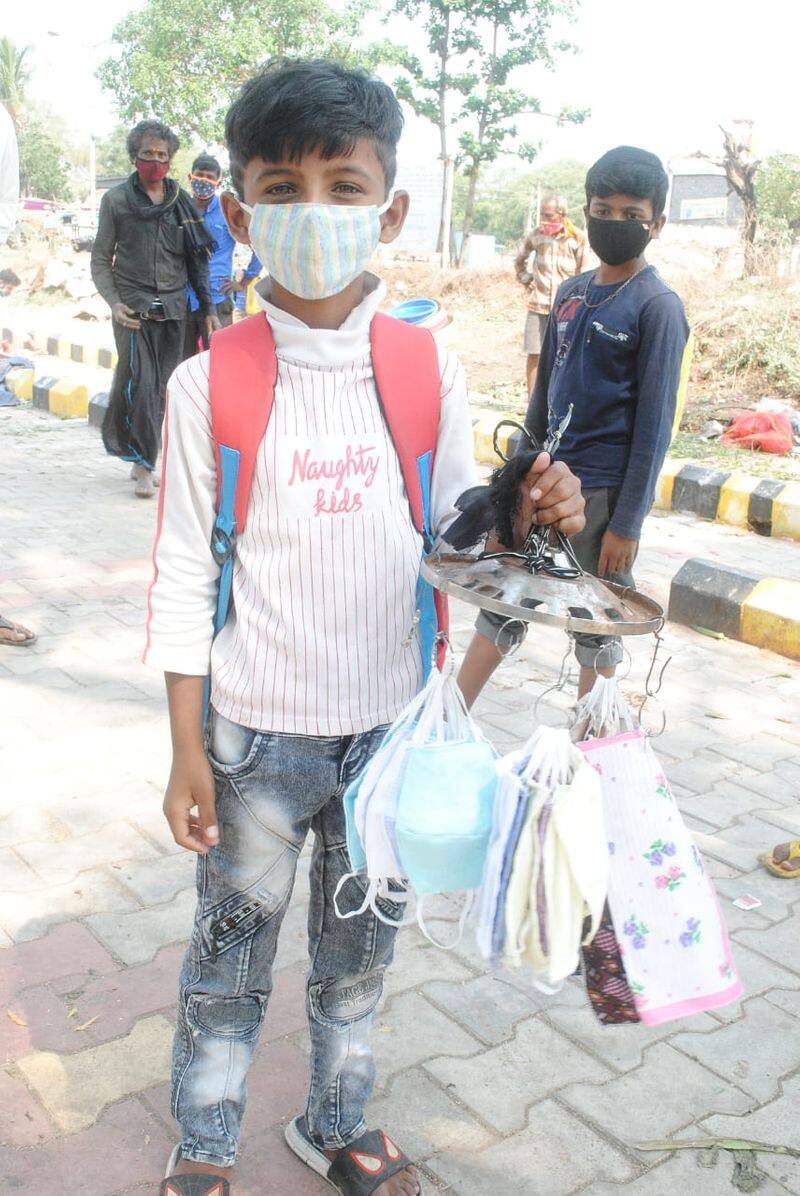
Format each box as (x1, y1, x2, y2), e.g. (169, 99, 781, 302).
(192, 152, 222, 177)
(225, 59, 404, 198)
(127, 119, 180, 161)
(585, 146, 669, 219)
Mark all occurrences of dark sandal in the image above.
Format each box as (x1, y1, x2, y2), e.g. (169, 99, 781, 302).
(285, 1115, 424, 1194)
(161, 1146, 230, 1196)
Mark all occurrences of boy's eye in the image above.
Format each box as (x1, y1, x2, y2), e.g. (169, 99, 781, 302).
(264, 183, 297, 198)
(333, 183, 363, 195)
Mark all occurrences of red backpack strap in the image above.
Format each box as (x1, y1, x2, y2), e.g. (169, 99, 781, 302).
(208, 313, 278, 534)
(370, 312, 440, 539)
(370, 312, 449, 668)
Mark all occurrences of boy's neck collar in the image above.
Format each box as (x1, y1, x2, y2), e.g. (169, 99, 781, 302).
(595, 256, 649, 285)
(253, 273, 387, 369)
(260, 272, 376, 331)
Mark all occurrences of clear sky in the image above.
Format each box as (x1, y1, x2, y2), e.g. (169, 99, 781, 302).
(6, 0, 796, 168)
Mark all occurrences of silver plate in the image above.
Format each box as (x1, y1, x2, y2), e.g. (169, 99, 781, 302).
(422, 552, 663, 636)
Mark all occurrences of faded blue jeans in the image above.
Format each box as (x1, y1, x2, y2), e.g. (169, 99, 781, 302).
(172, 711, 398, 1167)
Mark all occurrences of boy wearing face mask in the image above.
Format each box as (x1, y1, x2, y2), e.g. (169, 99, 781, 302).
(515, 194, 587, 394)
(183, 153, 263, 359)
(525, 146, 690, 700)
(145, 59, 585, 1196)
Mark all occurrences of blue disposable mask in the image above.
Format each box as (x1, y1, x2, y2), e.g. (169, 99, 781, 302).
(395, 739, 497, 896)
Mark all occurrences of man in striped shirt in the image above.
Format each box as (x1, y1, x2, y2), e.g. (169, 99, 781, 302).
(516, 196, 587, 395)
(146, 59, 585, 1195)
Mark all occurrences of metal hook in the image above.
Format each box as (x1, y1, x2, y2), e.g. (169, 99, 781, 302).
(492, 419, 540, 464)
(638, 624, 671, 737)
(495, 617, 526, 659)
(643, 623, 671, 698)
(533, 634, 575, 727)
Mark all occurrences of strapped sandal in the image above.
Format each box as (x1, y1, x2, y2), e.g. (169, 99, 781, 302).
(0, 614, 37, 647)
(285, 1115, 424, 1195)
(160, 1146, 230, 1196)
(760, 841, 800, 879)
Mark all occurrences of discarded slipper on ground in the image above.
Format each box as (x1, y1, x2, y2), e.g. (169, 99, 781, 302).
(285, 1115, 424, 1194)
(161, 1146, 229, 1196)
(760, 841, 800, 879)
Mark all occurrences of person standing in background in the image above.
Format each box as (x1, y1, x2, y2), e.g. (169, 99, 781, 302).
(182, 153, 262, 359)
(515, 195, 586, 395)
(91, 120, 216, 498)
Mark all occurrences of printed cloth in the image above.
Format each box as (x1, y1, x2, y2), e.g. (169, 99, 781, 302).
(579, 729, 742, 1026)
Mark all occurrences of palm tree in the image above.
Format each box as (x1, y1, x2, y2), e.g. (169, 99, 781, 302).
(0, 37, 32, 129)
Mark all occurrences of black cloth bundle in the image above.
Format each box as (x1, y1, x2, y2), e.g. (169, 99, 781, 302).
(444, 448, 540, 552)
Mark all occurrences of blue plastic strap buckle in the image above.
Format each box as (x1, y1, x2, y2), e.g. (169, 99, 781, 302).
(210, 523, 236, 566)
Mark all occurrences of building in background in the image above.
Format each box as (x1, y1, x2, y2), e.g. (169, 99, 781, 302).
(668, 157, 744, 228)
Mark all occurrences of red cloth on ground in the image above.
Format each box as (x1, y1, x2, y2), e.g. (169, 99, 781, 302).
(720, 410, 793, 455)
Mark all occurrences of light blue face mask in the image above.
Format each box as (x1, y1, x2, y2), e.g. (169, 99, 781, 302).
(395, 739, 497, 896)
(241, 194, 394, 301)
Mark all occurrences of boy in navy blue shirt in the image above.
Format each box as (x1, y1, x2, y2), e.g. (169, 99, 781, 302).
(526, 146, 690, 696)
(183, 153, 262, 357)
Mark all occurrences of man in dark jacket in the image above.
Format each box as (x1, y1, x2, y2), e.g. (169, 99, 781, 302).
(91, 120, 216, 498)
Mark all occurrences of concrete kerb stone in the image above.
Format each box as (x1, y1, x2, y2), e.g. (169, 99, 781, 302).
(2, 319, 117, 372)
(669, 557, 800, 660)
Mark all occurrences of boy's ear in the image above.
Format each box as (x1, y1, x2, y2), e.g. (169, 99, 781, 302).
(220, 191, 252, 247)
(649, 214, 667, 241)
(378, 190, 410, 246)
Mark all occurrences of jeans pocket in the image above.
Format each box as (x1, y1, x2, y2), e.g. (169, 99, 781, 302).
(187, 992, 264, 1040)
(207, 711, 265, 776)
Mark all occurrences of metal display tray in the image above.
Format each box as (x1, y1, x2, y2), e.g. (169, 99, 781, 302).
(422, 552, 663, 637)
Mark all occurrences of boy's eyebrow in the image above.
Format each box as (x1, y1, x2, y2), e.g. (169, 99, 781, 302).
(253, 161, 374, 182)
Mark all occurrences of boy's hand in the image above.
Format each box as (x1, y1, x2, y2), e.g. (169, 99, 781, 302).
(513, 452, 585, 547)
(598, 529, 637, 577)
(163, 748, 219, 854)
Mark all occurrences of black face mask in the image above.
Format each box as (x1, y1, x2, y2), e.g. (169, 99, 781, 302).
(587, 215, 651, 266)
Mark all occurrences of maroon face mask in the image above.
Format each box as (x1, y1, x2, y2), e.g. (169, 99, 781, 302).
(135, 158, 170, 184)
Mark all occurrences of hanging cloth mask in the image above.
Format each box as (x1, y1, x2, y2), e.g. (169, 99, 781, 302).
(393, 670, 497, 903)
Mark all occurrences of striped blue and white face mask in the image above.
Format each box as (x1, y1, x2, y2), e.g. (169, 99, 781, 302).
(241, 195, 394, 301)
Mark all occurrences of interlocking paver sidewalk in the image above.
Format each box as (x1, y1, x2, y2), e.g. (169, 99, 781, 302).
(2, 403, 800, 1195)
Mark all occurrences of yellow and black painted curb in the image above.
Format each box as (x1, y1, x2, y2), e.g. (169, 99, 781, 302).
(669, 558, 800, 660)
(654, 459, 800, 542)
(2, 323, 117, 371)
(29, 375, 91, 419)
(473, 422, 800, 544)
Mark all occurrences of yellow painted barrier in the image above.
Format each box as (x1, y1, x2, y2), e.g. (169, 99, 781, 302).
(7, 367, 34, 402)
(717, 473, 760, 530)
(740, 578, 800, 660)
(48, 379, 89, 419)
(771, 482, 800, 542)
(653, 459, 687, 511)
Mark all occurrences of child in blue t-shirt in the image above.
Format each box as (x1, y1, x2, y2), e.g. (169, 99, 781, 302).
(527, 145, 690, 698)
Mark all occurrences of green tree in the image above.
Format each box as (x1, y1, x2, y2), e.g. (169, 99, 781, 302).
(756, 152, 800, 235)
(95, 123, 134, 177)
(394, 0, 586, 265)
(98, 0, 397, 144)
(451, 157, 587, 248)
(455, 0, 586, 265)
(393, 0, 475, 254)
(0, 36, 32, 128)
(18, 113, 72, 201)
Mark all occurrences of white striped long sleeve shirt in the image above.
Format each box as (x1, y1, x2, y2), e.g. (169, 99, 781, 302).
(144, 274, 477, 735)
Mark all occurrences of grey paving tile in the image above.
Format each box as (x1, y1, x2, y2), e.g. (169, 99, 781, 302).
(429, 1099, 636, 1194)
(424, 1015, 610, 1133)
(560, 1042, 752, 1143)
